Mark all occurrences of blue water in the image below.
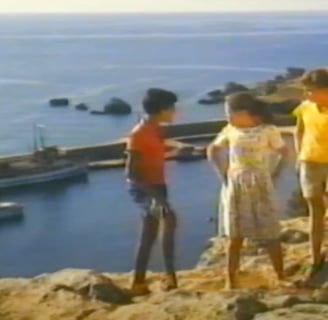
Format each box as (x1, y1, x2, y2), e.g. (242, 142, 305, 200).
(0, 12, 320, 277)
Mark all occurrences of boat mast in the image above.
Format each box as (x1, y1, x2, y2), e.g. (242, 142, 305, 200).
(33, 124, 46, 151)
(33, 124, 38, 152)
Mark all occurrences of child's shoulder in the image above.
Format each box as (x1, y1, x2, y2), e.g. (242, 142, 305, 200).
(292, 100, 315, 117)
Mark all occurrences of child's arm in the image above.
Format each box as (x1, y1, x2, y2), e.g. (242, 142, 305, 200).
(207, 126, 229, 183)
(294, 115, 304, 159)
(267, 126, 289, 179)
(271, 145, 288, 179)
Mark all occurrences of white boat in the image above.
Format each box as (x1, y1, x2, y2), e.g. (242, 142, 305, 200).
(0, 158, 87, 189)
(0, 125, 88, 190)
(0, 202, 24, 221)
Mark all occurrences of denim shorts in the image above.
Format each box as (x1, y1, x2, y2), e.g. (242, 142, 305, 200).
(299, 161, 328, 198)
(129, 184, 172, 218)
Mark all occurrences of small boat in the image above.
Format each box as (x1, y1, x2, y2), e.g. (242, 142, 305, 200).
(0, 202, 24, 221)
(0, 125, 87, 190)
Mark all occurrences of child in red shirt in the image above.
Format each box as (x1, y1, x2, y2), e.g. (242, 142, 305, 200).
(126, 88, 178, 295)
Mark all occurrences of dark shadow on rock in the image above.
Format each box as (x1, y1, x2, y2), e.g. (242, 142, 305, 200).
(227, 294, 268, 320)
(306, 263, 328, 289)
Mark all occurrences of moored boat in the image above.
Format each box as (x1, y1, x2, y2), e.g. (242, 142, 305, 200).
(0, 202, 24, 221)
(0, 125, 88, 190)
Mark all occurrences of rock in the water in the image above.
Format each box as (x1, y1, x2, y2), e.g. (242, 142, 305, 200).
(49, 98, 70, 107)
(286, 67, 306, 79)
(90, 110, 106, 115)
(227, 294, 268, 320)
(224, 82, 249, 95)
(75, 103, 89, 111)
(208, 89, 224, 97)
(104, 98, 132, 115)
(198, 97, 224, 105)
(280, 228, 309, 244)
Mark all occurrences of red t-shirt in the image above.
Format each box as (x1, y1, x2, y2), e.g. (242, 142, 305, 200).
(127, 120, 165, 185)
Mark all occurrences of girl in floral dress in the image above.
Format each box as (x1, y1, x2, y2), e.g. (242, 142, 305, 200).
(207, 92, 288, 289)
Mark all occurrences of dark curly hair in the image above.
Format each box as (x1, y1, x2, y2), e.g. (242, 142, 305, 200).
(142, 88, 177, 115)
(226, 92, 274, 124)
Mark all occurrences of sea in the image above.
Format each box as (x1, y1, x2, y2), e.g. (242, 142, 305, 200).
(0, 12, 326, 277)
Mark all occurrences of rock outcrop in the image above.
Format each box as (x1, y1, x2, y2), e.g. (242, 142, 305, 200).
(75, 103, 89, 111)
(104, 98, 132, 115)
(49, 98, 70, 107)
(2, 216, 328, 319)
(198, 67, 306, 112)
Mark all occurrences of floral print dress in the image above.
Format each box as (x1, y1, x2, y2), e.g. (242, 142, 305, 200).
(213, 124, 285, 240)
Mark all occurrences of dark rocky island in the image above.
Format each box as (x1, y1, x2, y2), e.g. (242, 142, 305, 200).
(198, 67, 306, 116)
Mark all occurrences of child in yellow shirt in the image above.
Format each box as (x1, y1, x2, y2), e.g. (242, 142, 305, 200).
(294, 69, 328, 282)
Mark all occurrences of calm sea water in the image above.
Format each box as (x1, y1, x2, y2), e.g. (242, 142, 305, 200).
(0, 12, 321, 277)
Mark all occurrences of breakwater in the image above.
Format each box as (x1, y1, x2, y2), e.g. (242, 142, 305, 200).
(0, 117, 295, 166)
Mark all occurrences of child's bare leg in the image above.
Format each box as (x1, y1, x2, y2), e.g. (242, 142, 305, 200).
(266, 239, 284, 281)
(227, 237, 244, 289)
(307, 196, 325, 266)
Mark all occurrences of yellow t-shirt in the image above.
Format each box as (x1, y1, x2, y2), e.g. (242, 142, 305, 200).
(293, 100, 328, 163)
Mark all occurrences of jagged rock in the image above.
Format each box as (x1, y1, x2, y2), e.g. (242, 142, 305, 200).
(198, 82, 249, 105)
(304, 263, 328, 289)
(267, 295, 307, 309)
(286, 67, 306, 79)
(75, 103, 89, 111)
(227, 294, 268, 320)
(39, 269, 132, 305)
(256, 81, 278, 95)
(255, 304, 328, 319)
(198, 96, 225, 105)
(280, 228, 309, 244)
(104, 98, 132, 115)
(313, 284, 328, 304)
(224, 82, 249, 95)
(88, 278, 131, 305)
(274, 75, 286, 83)
(49, 98, 70, 107)
(208, 89, 224, 97)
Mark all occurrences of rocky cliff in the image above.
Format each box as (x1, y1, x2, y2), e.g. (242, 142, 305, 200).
(2, 216, 328, 319)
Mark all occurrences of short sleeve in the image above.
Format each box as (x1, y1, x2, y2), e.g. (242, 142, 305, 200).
(266, 126, 285, 150)
(292, 102, 306, 117)
(212, 125, 230, 147)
